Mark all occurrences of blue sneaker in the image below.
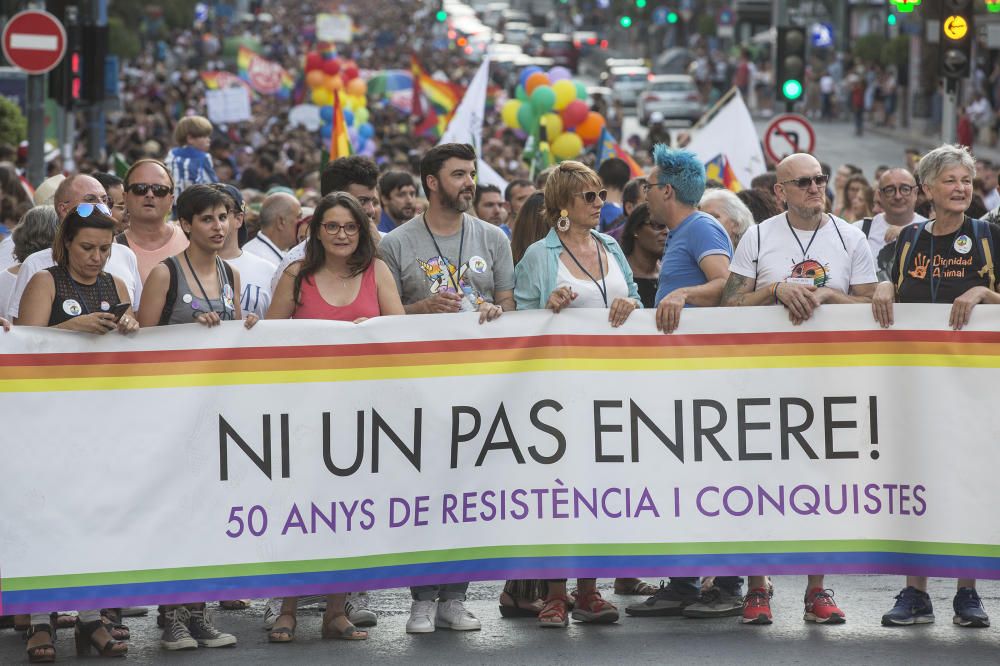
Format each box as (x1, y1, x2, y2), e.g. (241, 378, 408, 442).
(953, 588, 990, 627)
(881, 587, 934, 626)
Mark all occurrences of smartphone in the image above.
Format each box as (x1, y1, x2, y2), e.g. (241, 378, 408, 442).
(109, 302, 131, 322)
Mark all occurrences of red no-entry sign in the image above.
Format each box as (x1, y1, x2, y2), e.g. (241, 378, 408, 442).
(1, 10, 67, 76)
(763, 113, 816, 164)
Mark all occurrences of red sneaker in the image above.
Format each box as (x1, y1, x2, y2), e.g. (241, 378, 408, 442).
(804, 587, 846, 624)
(742, 587, 772, 625)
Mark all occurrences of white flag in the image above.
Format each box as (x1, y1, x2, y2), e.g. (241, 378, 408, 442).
(685, 89, 767, 189)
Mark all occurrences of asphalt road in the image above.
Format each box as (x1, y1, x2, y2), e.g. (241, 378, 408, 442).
(4, 576, 1000, 664)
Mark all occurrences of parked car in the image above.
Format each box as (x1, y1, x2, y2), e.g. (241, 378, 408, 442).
(653, 47, 694, 75)
(603, 65, 651, 107)
(540, 33, 578, 72)
(637, 74, 704, 126)
(503, 21, 532, 46)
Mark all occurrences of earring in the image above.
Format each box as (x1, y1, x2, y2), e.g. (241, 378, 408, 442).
(557, 209, 570, 232)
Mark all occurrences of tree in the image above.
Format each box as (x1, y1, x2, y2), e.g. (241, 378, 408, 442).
(108, 16, 140, 60)
(851, 34, 882, 65)
(0, 97, 27, 149)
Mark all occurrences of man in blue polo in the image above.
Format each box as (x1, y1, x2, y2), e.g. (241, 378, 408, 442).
(626, 144, 741, 620)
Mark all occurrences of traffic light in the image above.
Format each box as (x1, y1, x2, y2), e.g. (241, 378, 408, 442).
(889, 0, 921, 11)
(988, 0, 1000, 14)
(667, 11, 679, 23)
(79, 24, 107, 105)
(940, 0, 973, 82)
(887, 13, 897, 26)
(635, 0, 647, 7)
(775, 26, 806, 103)
(620, 15, 632, 28)
(435, 9, 448, 21)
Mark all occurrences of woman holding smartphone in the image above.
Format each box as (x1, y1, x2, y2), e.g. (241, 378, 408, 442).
(16, 202, 135, 661)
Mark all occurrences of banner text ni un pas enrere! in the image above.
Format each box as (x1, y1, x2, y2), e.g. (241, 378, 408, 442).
(1, 305, 998, 614)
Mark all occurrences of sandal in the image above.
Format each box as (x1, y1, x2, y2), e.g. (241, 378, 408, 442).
(614, 578, 658, 596)
(268, 613, 297, 643)
(100, 609, 130, 641)
(75, 618, 128, 658)
(499, 590, 544, 618)
(219, 599, 251, 610)
(321, 613, 368, 640)
(571, 590, 619, 624)
(50, 612, 77, 630)
(538, 596, 571, 628)
(26, 623, 56, 663)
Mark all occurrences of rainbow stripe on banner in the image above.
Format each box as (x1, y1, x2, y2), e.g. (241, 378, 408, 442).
(4, 308, 1000, 614)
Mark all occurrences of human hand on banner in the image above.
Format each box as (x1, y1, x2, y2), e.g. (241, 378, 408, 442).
(194, 311, 223, 327)
(478, 302, 503, 324)
(949, 285, 991, 331)
(417, 291, 463, 314)
(655, 289, 688, 334)
(62, 312, 118, 335)
(546, 285, 577, 313)
(0, 316, 9, 331)
(116, 315, 139, 335)
(608, 297, 638, 328)
(871, 281, 895, 328)
(774, 282, 822, 325)
(244, 314, 259, 330)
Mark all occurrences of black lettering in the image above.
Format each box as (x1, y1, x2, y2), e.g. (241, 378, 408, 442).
(527, 400, 566, 464)
(630, 399, 684, 462)
(779, 398, 818, 459)
(219, 414, 274, 481)
(737, 398, 771, 461)
(693, 399, 731, 461)
(450, 406, 481, 469)
(371, 408, 422, 472)
(824, 396, 859, 459)
(322, 411, 364, 477)
(475, 404, 526, 466)
(594, 400, 624, 463)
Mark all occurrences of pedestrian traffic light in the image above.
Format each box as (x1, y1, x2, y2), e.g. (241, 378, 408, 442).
(889, 0, 921, 11)
(635, 0, 647, 8)
(940, 0, 973, 82)
(620, 15, 632, 28)
(775, 26, 806, 103)
(988, 0, 1000, 14)
(436, 9, 448, 21)
(887, 13, 897, 25)
(666, 11, 678, 23)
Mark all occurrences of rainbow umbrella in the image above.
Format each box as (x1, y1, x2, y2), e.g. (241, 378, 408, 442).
(367, 70, 413, 97)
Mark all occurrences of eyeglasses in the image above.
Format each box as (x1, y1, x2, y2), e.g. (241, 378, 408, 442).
(639, 182, 651, 193)
(645, 221, 668, 231)
(126, 182, 172, 197)
(780, 174, 830, 190)
(574, 189, 608, 204)
(879, 184, 915, 197)
(73, 202, 112, 218)
(321, 222, 361, 236)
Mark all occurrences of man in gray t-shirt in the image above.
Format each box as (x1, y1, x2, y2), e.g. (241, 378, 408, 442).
(383, 144, 514, 636)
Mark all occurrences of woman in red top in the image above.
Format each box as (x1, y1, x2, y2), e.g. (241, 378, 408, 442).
(264, 192, 403, 643)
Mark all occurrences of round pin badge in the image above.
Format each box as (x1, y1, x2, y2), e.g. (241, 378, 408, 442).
(954, 234, 972, 254)
(468, 255, 488, 274)
(62, 299, 82, 317)
(223, 284, 234, 300)
(182, 293, 193, 304)
(100, 301, 110, 312)
(191, 298, 202, 310)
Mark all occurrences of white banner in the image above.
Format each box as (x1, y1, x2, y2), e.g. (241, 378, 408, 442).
(2, 306, 1000, 614)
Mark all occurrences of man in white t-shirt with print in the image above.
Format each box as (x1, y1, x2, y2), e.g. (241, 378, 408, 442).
(720, 153, 877, 625)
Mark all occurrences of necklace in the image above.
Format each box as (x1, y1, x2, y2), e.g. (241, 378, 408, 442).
(786, 213, 822, 262)
(560, 233, 608, 307)
(184, 250, 220, 316)
(62, 265, 103, 315)
(422, 214, 465, 293)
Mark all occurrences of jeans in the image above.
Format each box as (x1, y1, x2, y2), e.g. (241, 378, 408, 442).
(411, 582, 469, 601)
(668, 577, 743, 595)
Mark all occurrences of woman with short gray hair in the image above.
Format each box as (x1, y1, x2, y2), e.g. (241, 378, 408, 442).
(0, 205, 57, 320)
(699, 188, 753, 249)
(914, 143, 977, 189)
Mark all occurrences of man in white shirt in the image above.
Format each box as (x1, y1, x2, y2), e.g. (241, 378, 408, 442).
(854, 168, 925, 279)
(977, 159, 1000, 210)
(213, 184, 273, 318)
(10, 174, 142, 320)
(242, 192, 300, 267)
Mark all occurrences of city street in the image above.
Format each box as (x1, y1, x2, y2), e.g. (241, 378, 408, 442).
(2, 576, 999, 664)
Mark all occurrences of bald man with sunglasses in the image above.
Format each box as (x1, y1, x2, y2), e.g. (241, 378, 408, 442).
(119, 159, 189, 282)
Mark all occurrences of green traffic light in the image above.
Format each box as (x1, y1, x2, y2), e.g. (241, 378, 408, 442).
(887, 14, 896, 25)
(782, 79, 803, 101)
(636, 0, 647, 7)
(620, 15, 632, 28)
(666, 11, 678, 24)
(435, 9, 447, 21)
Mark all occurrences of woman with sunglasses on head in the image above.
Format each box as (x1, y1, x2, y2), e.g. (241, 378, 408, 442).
(619, 203, 667, 308)
(262, 192, 402, 644)
(513, 161, 641, 628)
(16, 202, 135, 662)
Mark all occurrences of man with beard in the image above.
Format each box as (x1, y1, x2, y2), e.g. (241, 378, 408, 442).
(720, 153, 877, 625)
(378, 171, 418, 233)
(380, 143, 514, 634)
(473, 184, 509, 236)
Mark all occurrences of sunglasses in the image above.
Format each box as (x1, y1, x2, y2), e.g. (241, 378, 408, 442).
(879, 184, 915, 197)
(321, 222, 360, 236)
(645, 221, 668, 231)
(74, 202, 112, 218)
(126, 182, 172, 197)
(574, 189, 608, 204)
(781, 175, 830, 190)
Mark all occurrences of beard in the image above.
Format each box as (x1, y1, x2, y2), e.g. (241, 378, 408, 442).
(439, 184, 474, 213)
(387, 203, 415, 221)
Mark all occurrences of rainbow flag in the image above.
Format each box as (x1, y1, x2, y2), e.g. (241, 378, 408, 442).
(330, 90, 353, 161)
(237, 46, 294, 99)
(595, 128, 643, 177)
(705, 153, 743, 192)
(411, 55, 462, 126)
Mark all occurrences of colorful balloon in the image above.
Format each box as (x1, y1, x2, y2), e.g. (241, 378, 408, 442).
(359, 122, 375, 140)
(354, 107, 370, 125)
(561, 99, 589, 129)
(575, 111, 606, 145)
(322, 59, 341, 76)
(548, 66, 572, 82)
(343, 64, 360, 81)
(343, 109, 355, 126)
(530, 85, 556, 115)
(552, 79, 576, 110)
(326, 74, 343, 91)
(517, 104, 539, 135)
(515, 85, 528, 102)
(518, 66, 542, 87)
(306, 52, 323, 72)
(321, 123, 332, 140)
(311, 87, 333, 106)
(502, 100, 522, 129)
(574, 81, 588, 101)
(525, 71, 551, 96)
(551, 132, 584, 160)
(319, 106, 334, 123)
(347, 78, 367, 96)
(306, 70, 325, 90)
(539, 113, 564, 140)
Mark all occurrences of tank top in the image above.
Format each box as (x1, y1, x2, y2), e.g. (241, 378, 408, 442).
(556, 250, 629, 309)
(163, 255, 236, 325)
(292, 262, 380, 321)
(46, 265, 121, 326)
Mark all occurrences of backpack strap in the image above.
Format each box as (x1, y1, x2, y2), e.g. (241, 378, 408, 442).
(221, 259, 235, 287)
(157, 257, 179, 326)
(861, 217, 873, 238)
(751, 222, 761, 291)
(115, 232, 129, 248)
(971, 217, 997, 293)
(894, 222, 925, 293)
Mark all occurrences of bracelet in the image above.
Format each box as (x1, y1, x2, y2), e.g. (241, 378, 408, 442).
(772, 282, 781, 304)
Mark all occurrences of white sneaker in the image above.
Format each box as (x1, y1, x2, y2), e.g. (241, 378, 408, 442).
(346, 592, 377, 627)
(406, 600, 437, 633)
(435, 599, 481, 631)
(262, 598, 283, 630)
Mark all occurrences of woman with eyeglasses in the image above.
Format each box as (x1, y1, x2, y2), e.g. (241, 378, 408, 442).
(619, 203, 667, 308)
(263, 192, 402, 644)
(16, 202, 135, 662)
(513, 160, 640, 628)
(871, 145, 1000, 627)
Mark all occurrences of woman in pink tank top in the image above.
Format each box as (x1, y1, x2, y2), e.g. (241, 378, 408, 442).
(263, 192, 402, 643)
(268, 192, 403, 323)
